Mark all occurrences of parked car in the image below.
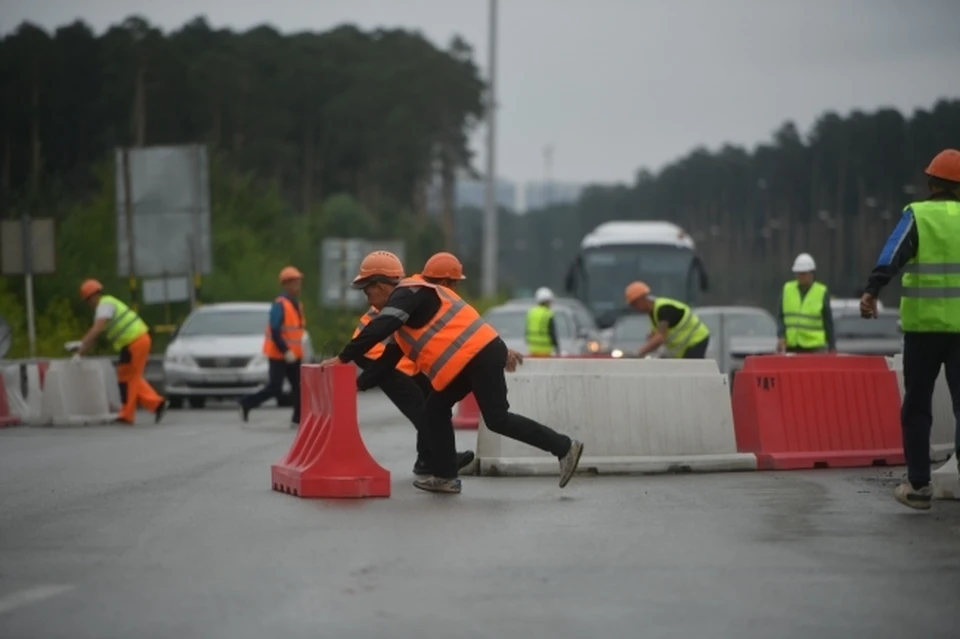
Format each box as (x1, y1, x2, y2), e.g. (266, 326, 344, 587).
(483, 297, 606, 356)
(833, 309, 902, 356)
(162, 302, 314, 409)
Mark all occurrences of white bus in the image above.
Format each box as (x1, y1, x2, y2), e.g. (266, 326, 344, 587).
(563, 220, 710, 328)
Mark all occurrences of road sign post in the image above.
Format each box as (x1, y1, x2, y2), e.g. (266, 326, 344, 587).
(1, 216, 56, 358)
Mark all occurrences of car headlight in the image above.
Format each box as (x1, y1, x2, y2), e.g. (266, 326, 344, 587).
(586, 340, 601, 353)
(164, 353, 196, 367)
(611, 349, 624, 358)
(247, 354, 268, 369)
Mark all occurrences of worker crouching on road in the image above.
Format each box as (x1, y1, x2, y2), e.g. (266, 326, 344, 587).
(860, 148, 960, 510)
(239, 266, 305, 427)
(625, 281, 710, 358)
(71, 279, 168, 425)
(526, 287, 560, 356)
(319, 250, 584, 494)
(776, 253, 836, 354)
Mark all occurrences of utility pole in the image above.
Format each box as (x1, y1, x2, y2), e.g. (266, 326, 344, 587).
(481, 0, 499, 298)
(543, 144, 554, 208)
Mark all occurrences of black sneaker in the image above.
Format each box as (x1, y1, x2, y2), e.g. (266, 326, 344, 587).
(238, 402, 250, 423)
(413, 451, 476, 476)
(154, 400, 169, 424)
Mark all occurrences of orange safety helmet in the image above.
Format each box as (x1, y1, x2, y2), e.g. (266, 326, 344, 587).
(925, 149, 960, 183)
(279, 266, 304, 284)
(422, 252, 466, 280)
(624, 281, 651, 305)
(80, 279, 104, 300)
(352, 250, 405, 287)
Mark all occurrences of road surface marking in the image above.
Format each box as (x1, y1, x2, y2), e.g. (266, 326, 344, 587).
(0, 585, 74, 615)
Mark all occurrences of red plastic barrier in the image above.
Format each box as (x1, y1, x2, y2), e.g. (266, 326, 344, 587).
(0, 374, 21, 428)
(37, 361, 49, 389)
(732, 354, 903, 469)
(452, 393, 480, 430)
(271, 364, 390, 498)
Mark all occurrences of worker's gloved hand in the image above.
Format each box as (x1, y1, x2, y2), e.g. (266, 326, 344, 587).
(505, 349, 524, 372)
(284, 350, 298, 364)
(859, 293, 878, 319)
(64, 340, 82, 353)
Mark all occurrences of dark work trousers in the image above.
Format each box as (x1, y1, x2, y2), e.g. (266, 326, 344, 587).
(682, 336, 710, 359)
(785, 345, 827, 354)
(356, 356, 431, 461)
(901, 331, 960, 487)
(423, 338, 573, 479)
(240, 358, 301, 423)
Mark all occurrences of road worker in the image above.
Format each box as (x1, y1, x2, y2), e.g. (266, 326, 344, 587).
(353, 304, 476, 476)
(860, 148, 960, 510)
(525, 287, 559, 356)
(319, 250, 584, 494)
(70, 279, 168, 425)
(239, 266, 305, 427)
(776, 253, 836, 354)
(624, 281, 710, 358)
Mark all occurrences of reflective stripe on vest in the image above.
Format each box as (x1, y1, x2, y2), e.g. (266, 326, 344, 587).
(525, 305, 554, 355)
(649, 297, 710, 358)
(353, 308, 419, 376)
(392, 277, 499, 391)
(900, 199, 960, 332)
(100, 295, 149, 351)
(781, 280, 827, 349)
(262, 296, 305, 359)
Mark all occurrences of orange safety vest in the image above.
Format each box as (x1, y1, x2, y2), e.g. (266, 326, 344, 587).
(263, 296, 305, 360)
(353, 308, 420, 377)
(392, 275, 499, 391)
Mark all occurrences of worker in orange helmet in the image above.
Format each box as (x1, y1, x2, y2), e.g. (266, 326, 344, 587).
(69, 279, 168, 425)
(859, 149, 960, 510)
(320, 250, 584, 495)
(624, 281, 710, 359)
(240, 266, 306, 427)
(348, 252, 475, 476)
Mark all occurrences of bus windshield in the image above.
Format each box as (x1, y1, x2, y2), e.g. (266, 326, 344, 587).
(579, 244, 697, 320)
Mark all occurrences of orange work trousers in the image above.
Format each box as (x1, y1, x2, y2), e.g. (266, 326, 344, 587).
(116, 333, 164, 423)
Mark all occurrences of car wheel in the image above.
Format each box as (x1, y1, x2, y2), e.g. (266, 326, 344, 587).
(168, 396, 184, 410)
(277, 394, 293, 408)
(188, 396, 206, 409)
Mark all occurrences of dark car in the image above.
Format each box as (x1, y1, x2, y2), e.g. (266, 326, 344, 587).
(833, 309, 902, 356)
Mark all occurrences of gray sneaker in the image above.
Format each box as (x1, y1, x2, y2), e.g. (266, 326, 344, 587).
(413, 476, 462, 494)
(893, 482, 932, 510)
(558, 439, 584, 488)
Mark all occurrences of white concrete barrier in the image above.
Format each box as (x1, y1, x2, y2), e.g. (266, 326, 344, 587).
(38, 360, 117, 426)
(1, 363, 44, 425)
(886, 355, 956, 462)
(475, 358, 757, 476)
(933, 454, 958, 500)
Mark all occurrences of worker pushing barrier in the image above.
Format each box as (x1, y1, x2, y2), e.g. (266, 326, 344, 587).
(319, 250, 584, 494)
(624, 281, 710, 359)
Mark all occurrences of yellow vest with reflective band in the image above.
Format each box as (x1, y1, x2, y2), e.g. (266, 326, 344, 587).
(99, 294, 149, 351)
(781, 281, 827, 349)
(649, 297, 709, 358)
(525, 305, 555, 355)
(900, 199, 960, 333)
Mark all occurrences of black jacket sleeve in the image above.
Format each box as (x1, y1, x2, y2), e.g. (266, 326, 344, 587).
(547, 316, 560, 352)
(821, 289, 836, 350)
(355, 341, 405, 391)
(337, 287, 421, 364)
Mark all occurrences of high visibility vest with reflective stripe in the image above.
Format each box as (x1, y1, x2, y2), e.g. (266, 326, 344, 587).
(525, 305, 555, 356)
(353, 307, 420, 376)
(392, 276, 499, 391)
(100, 295, 149, 351)
(649, 297, 710, 358)
(781, 281, 827, 349)
(900, 199, 960, 333)
(263, 296, 305, 359)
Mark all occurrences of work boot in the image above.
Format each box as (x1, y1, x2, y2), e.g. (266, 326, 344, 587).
(413, 476, 462, 494)
(413, 451, 475, 476)
(154, 400, 169, 425)
(238, 402, 250, 423)
(558, 439, 584, 488)
(893, 482, 932, 510)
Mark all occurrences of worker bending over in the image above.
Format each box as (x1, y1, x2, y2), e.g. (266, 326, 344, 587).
(860, 149, 960, 510)
(320, 250, 584, 494)
(525, 287, 560, 356)
(352, 302, 476, 476)
(240, 266, 305, 427)
(71, 279, 168, 425)
(625, 281, 710, 358)
(776, 253, 836, 354)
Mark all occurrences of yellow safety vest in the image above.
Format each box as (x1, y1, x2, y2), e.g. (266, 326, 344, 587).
(100, 294, 149, 351)
(781, 281, 826, 349)
(900, 199, 960, 333)
(649, 297, 709, 358)
(525, 305, 555, 355)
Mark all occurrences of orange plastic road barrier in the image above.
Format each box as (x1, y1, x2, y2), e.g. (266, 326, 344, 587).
(0, 374, 21, 427)
(732, 354, 903, 470)
(271, 364, 390, 498)
(37, 361, 49, 388)
(452, 392, 480, 430)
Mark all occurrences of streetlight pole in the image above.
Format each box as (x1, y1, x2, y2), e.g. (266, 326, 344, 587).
(481, 0, 499, 298)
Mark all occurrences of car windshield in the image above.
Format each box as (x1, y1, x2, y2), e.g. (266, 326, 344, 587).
(485, 307, 574, 339)
(697, 311, 777, 338)
(178, 310, 267, 337)
(834, 314, 901, 338)
(612, 316, 649, 341)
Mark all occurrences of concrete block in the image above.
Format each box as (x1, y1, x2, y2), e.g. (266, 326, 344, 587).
(38, 360, 117, 426)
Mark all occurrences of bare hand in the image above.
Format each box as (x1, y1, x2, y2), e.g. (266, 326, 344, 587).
(505, 349, 524, 372)
(859, 293, 878, 319)
(318, 357, 341, 369)
(776, 338, 786, 354)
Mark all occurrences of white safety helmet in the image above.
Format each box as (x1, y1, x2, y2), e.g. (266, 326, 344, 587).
(791, 253, 816, 273)
(534, 286, 554, 303)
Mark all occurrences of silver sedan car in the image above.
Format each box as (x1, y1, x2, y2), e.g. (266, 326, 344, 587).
(163, 302, 314, 409)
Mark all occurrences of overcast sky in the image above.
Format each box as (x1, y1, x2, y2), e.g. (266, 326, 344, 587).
(3, 0, 958, 185)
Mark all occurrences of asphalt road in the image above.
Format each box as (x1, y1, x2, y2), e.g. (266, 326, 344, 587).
(1, 391, 959, 639)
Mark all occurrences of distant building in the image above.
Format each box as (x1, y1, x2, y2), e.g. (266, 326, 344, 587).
(426, 174, 585, 215)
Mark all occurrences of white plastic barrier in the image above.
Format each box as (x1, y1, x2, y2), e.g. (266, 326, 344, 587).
(886, 355, 956, 462)
(933, 454, 958, 500)
(475, 358, 757, 476)
(38, 359, 117, 426)
(94, 358, 123, 412)
(1, 363, 44, 425)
